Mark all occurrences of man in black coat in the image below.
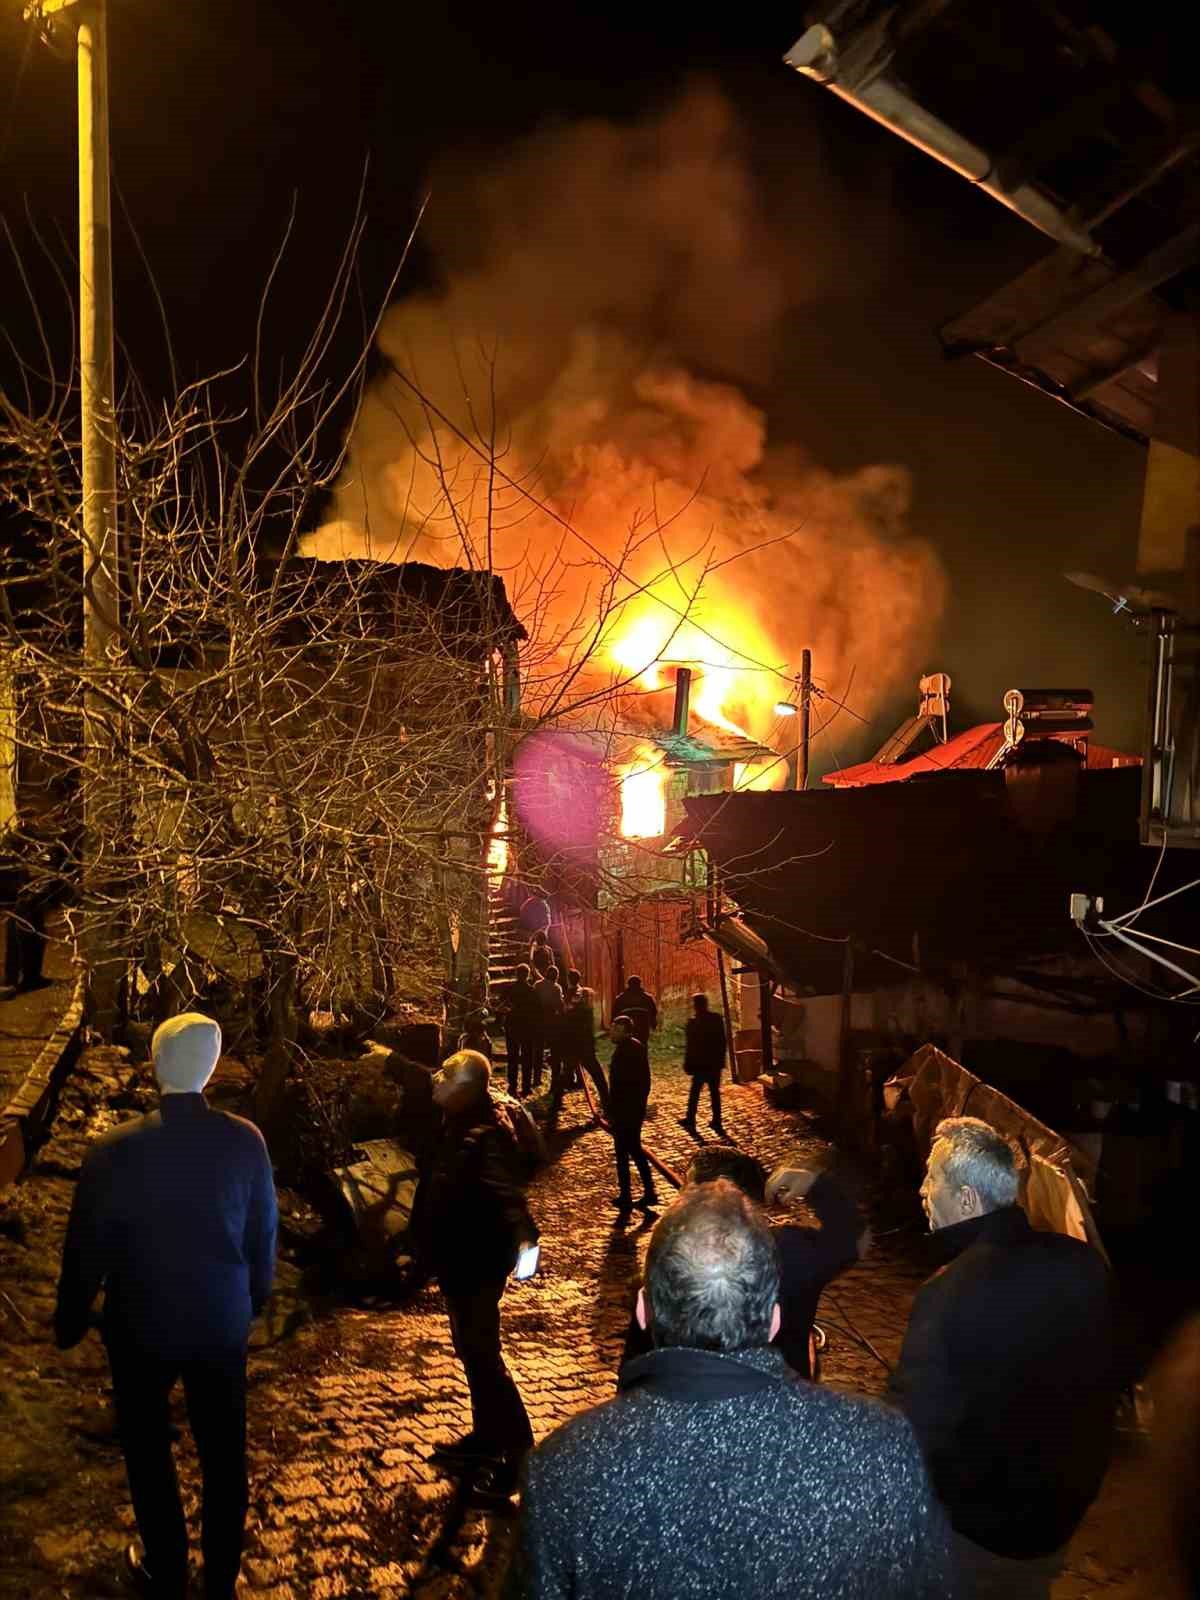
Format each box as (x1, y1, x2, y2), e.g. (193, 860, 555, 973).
(55, 1013, 277, 1600)
(514, 1181, 956, 1600)
(679, 991, 728, 1136)
(607, 1015, 657, 1215)
(502, 965, 541, 1097)
(560, 971, 608, 1115)
(418, 1051, 539, 1502)
(619, 1148, 863, 1380)
(612, 974, 657, 1044)
(890, 1116, 1117, 1598)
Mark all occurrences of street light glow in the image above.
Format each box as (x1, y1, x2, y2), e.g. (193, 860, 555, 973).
(774, 701, 797, 716)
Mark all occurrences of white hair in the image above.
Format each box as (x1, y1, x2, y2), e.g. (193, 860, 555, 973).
(931, 1117, 1019, 1211)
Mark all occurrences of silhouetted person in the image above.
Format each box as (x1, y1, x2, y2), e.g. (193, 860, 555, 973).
(561, 969, 608, 1115)
(514, 1182, 955, 1600)
(503, 965, 541, 1097)
(679, 992, 727, 1136)
(1, 818, 67, 996)
(612, 975, 657, 1045)
(417, 1051, 537, 1505)
(55, 1014, 277, 1600)
(534, 964, 564, 1093)
(529, 930, 553, 979)
(891, 1117, 1116, 1598)
(607, 1016, 657, 1215)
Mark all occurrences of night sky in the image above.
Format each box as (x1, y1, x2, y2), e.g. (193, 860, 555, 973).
(0, 0, 1147, 753)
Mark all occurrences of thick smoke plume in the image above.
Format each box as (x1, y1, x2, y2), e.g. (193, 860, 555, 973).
(305, 86, 944, 749)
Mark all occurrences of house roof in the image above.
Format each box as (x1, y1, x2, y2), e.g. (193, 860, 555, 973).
(825, 725, 1141, 788)
(680, 769, 1193, 996)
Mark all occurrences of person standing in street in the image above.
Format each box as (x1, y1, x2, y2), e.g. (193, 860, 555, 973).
(529, 930, 554, 979)
(503, 964, 541, 1097)
(612, 974, 657, 1044)
(678, 991, 728, 1137)
(514, 1181, 956, 1600)
(607, 1015, 657, 1215)
(417, 1051, 538, 1504)
(890, 1116, 1116, 1599)
(54, 1013, 277, 1600)
(534, 963, 565, 1095)
(561, 970, 609, 1115)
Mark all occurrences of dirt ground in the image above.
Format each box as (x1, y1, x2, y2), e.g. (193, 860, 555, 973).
(0, 1043, 1183, 1599)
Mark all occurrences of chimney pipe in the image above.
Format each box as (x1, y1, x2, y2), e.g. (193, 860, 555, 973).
(673, 667, 692, 737)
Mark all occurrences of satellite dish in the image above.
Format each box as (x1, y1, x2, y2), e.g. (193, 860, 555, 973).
(1063, 571, 1178, 615)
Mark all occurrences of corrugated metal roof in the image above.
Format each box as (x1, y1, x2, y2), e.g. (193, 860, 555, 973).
(825, 724, 1141, 787)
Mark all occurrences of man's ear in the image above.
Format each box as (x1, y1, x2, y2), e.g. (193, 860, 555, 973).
(636, 1287, 648, 1331)
(769, 1303, 781, 1343)
(961, 1185, 982, 1218)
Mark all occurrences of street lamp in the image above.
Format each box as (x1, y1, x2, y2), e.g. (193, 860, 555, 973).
(24, 0, 120, 1031)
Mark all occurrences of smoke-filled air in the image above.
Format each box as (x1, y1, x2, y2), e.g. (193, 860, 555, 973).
(303, 85, 945, 758)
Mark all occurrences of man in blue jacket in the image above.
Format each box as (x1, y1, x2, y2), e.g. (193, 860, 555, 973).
(55, 1013, 277, 1600)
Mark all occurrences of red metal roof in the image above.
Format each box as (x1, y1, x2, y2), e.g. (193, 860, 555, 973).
(825, 724, 1140, 788)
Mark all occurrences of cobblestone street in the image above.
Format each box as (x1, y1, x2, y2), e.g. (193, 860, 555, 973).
(0, 1054, 1170, 1599)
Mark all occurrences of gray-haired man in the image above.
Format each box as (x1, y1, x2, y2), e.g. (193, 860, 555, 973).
(515, 1181, 956, 1599)
(891, 1117, 1117, 1598)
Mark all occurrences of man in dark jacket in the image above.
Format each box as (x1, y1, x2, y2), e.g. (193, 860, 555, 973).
(515, 1181, 956, 1600)
(534, 965, 566, 1095)
(560, 970, 608, 1115)
(619, 1149, 862, 1380)
(529, 930, 553, 978)
(612, 974, 657, 1044)
(679, 991, 727, 1136)
(503, 965, 541, 1097)
(607, 1015, 657, 1214)
(54, 1013, 277, 1600)
(419, 1051, 538, 1502)
(890, 1116, 1117, 1597)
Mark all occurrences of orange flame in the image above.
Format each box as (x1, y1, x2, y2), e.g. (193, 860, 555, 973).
(607, 599, 780, 742)
(618, 742, 668, 838)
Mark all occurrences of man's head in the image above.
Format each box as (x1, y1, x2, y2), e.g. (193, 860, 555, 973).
(637, 1180, 780, 1352)
(567, 969, 582, 989)
(433, 1049, 491, 1114)
(626, 975, 643, 992)
(921, 1116, 1020, 1230)
(152, 1013, 222, 1095)
(533, 931, 549, 946)
(610, 1015, 634, 1043)
(545, 965, 559, 983)
(692, 992, 709, 1014)
(685, 1147, 768, 1204)
(515, 963, 530, 983)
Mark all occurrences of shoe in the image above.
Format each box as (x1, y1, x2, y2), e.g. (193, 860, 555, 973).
(428, 1432, 490, 1465)
(677, 1118, 698, 1135)
(465, 1458, 520, 1508)
(710, 1124, 728, 1138)
(610, 1194, 634, 1213)
(636, 1191, 660, 1211)
(17, 975, 54, 994)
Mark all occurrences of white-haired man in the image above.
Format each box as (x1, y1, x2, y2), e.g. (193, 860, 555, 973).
(891, 1116, 1116, 1598)
(55, 1013, 277, 1600)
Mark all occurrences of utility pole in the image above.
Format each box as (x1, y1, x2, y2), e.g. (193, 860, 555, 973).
(783, 648, 813, 791)
(797, 647, 812, 792)
(28, 0, 121, 1030)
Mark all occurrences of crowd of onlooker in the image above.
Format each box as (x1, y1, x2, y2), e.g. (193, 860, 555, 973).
(47, 999, 1200, 1600)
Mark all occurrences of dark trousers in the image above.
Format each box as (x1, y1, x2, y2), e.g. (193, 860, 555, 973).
(612, 1119, 655, 1202)
(4, 895, 50, 988)
(443, 1276, 533, 1461)
(685, 1069, 723, 1129)
(570, 1048, 609, 1115)
(528, 1024, 545, 1091)
(107, 1340, 248, 1600)
(506, 1031, 536, 1097)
